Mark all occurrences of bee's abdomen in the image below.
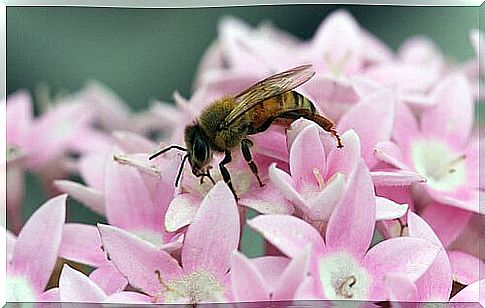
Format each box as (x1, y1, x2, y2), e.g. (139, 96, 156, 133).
(282, 91, 316, 113)
(247, 91, 319, 133)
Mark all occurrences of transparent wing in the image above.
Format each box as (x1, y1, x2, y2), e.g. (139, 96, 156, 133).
(223, 64, 315, 127)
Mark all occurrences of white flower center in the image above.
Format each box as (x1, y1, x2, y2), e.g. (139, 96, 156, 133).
(154, 269, 225, 304)
(6, 276, 37, 302)
(411, 139, 466, 191)
(318, 251, 370, 300)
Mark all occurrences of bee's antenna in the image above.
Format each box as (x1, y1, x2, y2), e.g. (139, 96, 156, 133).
(175, 154, 189, 187)
(149, 145, 187, 160)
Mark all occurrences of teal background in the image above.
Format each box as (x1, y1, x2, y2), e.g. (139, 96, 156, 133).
(7, 6, 479, 107)
(6, 5, 481, 257)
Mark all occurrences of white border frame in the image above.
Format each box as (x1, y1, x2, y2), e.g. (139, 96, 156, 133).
(0, 1, 482, 307)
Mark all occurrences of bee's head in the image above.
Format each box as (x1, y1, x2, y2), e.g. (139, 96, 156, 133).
(184, 124, 212, 177)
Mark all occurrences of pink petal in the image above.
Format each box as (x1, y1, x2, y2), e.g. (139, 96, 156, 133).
(349, 75, 380, 98)
(371, 170, 426, 187)
(268, 163, 309, 216)
(311, 10, 362, 74)
(27, 101, 92, 169)
(364, 63, 439, 93)
(325, 129, 361, 177)
(392, 102, 419, 150)
(374, 141, 408, 170)
(289, 124, 326, 191)
(81, 81, 131, 131)
(103, 291, 153, 303)
(78, 151, 108, 192)
(37, 288, 59, 302)
(104, 152, 175, 233)
(182, 182, 240, 278)
(251, 256, 290, 292)
(230, 251, 270, 302)
(449, 279, 483, 304)
(448, 213, 482, 258)
(306, 173, 346, 221)
(89, 263, 128, 295)
(112, 130, 157, 154)
(375, 197, 408, 221)
(6, 165, 25, 234)
(398, 36, 444, 72)
(326, 161, 375, 258)
(421, 202, 472, 247)
(338, 88, 396, 168)
(11, 194, 66, 294)
(408, 211, 452, 301)
(294, 276, 322, 300)
(272, 245, 311, 301)
(448, 251, 484, 285)
(97, 224, 183, 296)
(59, 264, 107, 302)
(360, 29, 393, 64)
(248, 214, 325, 258)
(59, 223, 106, 267)
(164, 194, 200, 232)
(239, 182, 294, 215)
(384, 273, 418, 302)
(6, 90, 32, 148)
(252, 126, 289, 162)
(66, 128, 113, 154)
(421, 73, 474, 146)
(6, 228, 16, 262)
(54, 180, 105, 215)
(302, 76, 359, 121)
(365, 237, 440, 298)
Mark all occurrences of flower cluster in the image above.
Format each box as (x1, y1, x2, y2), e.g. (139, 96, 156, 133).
(5, 10, 483, 305)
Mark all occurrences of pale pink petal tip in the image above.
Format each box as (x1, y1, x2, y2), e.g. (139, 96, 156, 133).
(54, 180, 105, 215)
(59, 264, 107, 302)
(11, 194, 67, 294)
(182, 181, 240, 278)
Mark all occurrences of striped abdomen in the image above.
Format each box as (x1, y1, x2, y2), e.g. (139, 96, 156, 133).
(246, 91, 335, 134)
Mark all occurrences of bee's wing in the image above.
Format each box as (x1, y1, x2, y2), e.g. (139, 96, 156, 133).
(223, 64, 315, 127)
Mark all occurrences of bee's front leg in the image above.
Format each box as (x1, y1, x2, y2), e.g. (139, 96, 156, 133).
(219, 151, 238, 200)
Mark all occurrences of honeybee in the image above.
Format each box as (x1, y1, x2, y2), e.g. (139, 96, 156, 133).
(149, 65, 343, 199)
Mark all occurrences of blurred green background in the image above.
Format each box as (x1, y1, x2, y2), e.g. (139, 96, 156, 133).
(6, 5, 481, 256)
(7, 5, 479, 106)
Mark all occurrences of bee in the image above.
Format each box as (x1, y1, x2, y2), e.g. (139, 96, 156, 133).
(149, 65, 343, 200)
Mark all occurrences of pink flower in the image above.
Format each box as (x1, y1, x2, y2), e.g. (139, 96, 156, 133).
(381, 73, 477, 212)
(269, 120, 408, 232)
(55, 146, 184, 280)
(374, 73, 479, 247)
(249, 161, 440, 301)
(98, 182, 240, 304)
(195, 11, 390, 122)
(6, 194, 66, 302)
(4, 89, 97, 232)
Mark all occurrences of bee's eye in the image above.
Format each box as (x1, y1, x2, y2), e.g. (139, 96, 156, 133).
(193, 137, 208, 163)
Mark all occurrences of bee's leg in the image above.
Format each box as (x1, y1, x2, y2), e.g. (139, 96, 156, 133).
(241, 139, 264, 187)
(219, 151, 238, 200)
(279, 110, 343, 148)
